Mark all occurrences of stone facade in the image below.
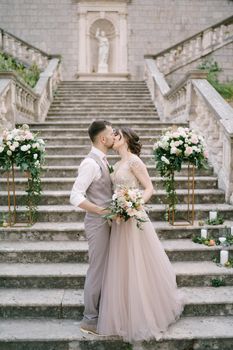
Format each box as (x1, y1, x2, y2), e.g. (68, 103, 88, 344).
(0, 0, 233, 79)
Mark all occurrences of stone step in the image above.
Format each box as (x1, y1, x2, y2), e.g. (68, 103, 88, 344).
(25, 128, 184, 138)
(0, 175, 218, 190)
(41, 145, 156, 155)
(0, 239, 231, 263)
(53, 96, 153, 101)
(2, 164, 214, 177)
(1, 316, 232, 350)
(47, 111, 158, 117)
(28, 121, 163, 130)
(0, 189, 225, 206)
(41, 156, 213, 169)
(54, 92, 153, 96)
(0, 203, 232, 222)
(0, 261, 233, 288)
(51, 101, 156, 106)
(1, 221, 232, 242)
(48, 109, 157, 115)
(45, 115, 159, 122)
(39, 121, 180, 129)
(49, 106, 157, 110)
(0, 287, 232, 320)
(42, 135, 159, 146)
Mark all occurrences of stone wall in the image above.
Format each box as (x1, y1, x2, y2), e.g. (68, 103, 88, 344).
(0, 0, 233, 80)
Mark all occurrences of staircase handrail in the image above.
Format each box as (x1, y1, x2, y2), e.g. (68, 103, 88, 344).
(0, 27, 61, 70)
(145, 15, 233, 76)
(0, 58, 61, 129)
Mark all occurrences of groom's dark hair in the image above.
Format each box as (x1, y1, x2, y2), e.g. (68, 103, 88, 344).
(88, 120, 112, 143)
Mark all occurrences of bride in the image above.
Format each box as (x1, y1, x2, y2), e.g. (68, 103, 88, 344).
(97, 127, 184, 342)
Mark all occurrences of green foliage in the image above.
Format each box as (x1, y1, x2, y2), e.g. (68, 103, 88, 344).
(198, 59, 233, 101)
(0, 51, 40, 88)
(206, 214, 224, 225)
(211, 278, 226, 287)
(192, 236, 219, 246)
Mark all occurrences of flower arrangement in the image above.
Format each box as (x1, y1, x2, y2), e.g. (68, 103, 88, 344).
(104, 186, 147, 229)
(153, 126, 209, 215)
(0, 124, 45, 224)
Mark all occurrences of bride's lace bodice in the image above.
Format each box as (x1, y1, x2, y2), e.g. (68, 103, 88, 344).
(111, 154, 144, 189)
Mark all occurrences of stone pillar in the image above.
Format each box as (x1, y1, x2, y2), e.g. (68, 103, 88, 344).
(78, 10, 87, 73)
(119, 11, 128, 73)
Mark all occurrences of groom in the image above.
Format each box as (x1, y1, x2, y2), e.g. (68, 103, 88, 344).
(70, 120, 115, 334)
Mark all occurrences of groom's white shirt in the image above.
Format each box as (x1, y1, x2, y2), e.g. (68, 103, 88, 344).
(70, 146, 108, 207)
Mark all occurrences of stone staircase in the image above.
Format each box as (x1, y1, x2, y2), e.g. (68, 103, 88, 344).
(0, 81, 233, 350)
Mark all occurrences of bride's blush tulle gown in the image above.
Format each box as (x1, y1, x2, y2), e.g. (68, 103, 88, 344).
(97, 154, 184, 342)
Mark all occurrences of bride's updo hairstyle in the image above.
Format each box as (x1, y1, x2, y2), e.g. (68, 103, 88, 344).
(120, 127, 142, 157)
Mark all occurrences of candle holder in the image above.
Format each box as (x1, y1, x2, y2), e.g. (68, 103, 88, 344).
(3, 165, 33, 227)
(168, 163, 195, 226)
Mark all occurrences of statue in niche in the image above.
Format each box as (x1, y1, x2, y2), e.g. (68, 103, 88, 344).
(95, 28, 109, 73)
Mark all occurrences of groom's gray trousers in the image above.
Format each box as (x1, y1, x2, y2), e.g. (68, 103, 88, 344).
(83, 214, 111, 322)
(82, 152, 113, 323)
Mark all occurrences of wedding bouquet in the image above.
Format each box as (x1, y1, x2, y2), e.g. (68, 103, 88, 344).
(104, 186, 147, 229)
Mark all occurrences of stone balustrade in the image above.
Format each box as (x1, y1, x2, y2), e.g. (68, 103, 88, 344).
(145, 58, 233, 204)
(0, 28, 52, 70)
(145, 15, 233, 76)
(0, 58, 61, 129)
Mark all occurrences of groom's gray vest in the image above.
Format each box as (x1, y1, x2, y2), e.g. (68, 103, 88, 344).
(85, 152, 113, 217)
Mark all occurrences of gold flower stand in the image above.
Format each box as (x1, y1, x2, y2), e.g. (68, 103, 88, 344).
(4, 165, 33, 227)
(168, 163, 195, 226)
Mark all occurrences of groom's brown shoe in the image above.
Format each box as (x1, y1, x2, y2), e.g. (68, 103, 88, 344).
(80, 321, 98, 335)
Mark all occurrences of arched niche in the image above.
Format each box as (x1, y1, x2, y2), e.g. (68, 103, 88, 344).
(77, 1, 129, 80)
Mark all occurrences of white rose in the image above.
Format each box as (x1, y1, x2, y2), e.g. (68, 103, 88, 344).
(15, 136, 21, 141)
(7, 150, 12, 156)
(9, 145, 16, 152)
(170, 147, 178, 154)
(33, 154, 38, 159)
(0, 146, 4, 153)
(161, 156, 170, 164)
(7, 141, 11, 146)
(6, 134, 13, 141)
(21, 145, 28, 152)
(13, 141, 19, 148)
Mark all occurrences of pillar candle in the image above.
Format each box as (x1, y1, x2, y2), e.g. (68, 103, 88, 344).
(220, 250, 228, 265)
(219, 237, 226, 244)
(201, 229, 207, 239)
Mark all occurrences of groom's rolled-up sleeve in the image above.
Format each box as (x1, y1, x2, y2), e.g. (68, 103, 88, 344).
(70, 159, 99, 207)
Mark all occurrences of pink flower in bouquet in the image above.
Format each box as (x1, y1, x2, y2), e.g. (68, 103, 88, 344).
(184, 146, 193, 156)
(126, 208, 138, 217)
(25, 132, 33, 140)
(190, 135, 199, 144)
(204, 150, 208, 158)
